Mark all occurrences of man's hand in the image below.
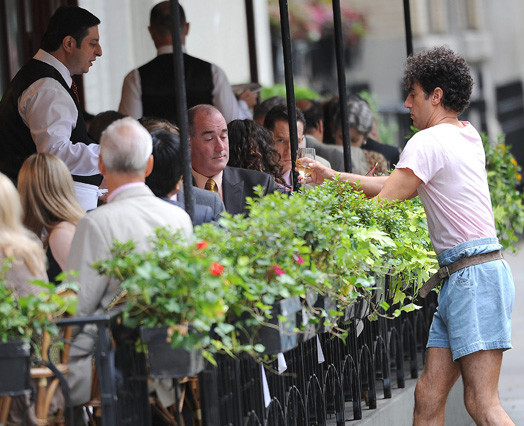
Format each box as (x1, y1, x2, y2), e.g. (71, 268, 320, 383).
(298, 158, 336, 185)
(238, 89, 258, 108)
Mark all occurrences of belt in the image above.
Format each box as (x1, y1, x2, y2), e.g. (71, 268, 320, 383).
(419, 250, 503, 298)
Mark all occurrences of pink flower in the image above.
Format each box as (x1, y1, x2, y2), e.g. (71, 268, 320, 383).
(272, 265, 286, 276)
(294, 254, 304, 264)
(210, 262, 224, 276)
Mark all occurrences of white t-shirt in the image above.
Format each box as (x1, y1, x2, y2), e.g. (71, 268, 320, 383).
(396, 122, 496, 254)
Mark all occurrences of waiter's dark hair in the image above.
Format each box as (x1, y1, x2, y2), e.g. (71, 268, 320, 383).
(41, 6, 100, 52)
(150, 1, 186, 37)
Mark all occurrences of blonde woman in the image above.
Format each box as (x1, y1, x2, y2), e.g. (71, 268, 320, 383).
(18, 153, 85, 283)
(0, 173, 47, 297)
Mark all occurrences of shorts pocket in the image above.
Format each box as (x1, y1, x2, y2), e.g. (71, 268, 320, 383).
(445, 274, 479, 339)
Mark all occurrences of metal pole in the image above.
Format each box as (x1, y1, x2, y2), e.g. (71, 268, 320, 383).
(332, 0, 352, 173)
(278, 0, 300, 192)
(403, 0, 413, 57)
(245, 0, 259, 83)
(170, 0, 194, 222)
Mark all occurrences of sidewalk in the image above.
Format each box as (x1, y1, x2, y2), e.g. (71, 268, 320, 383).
(499, 240, 524, 423)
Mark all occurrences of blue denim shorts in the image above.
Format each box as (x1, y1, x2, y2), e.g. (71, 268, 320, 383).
(427, 237, 514, 361)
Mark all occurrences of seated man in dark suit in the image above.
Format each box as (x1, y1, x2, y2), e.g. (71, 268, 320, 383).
(188, 104, 278, 215)
(146, 129, 215, 225)
(140, 116, 226, 221)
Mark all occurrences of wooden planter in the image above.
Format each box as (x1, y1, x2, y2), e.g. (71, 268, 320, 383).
(140, 326, 204, 379)
(0, 340, 31, 396)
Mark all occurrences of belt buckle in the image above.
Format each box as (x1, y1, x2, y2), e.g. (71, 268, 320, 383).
(438, 265, 451, 280)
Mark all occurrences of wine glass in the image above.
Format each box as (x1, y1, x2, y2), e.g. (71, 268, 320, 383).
(296, 148, 316, 178)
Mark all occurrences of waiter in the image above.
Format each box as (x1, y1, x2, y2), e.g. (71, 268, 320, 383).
(0, 5, 102, 210)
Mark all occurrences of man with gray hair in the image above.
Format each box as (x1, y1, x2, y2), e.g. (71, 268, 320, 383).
(66, 117, 193, 408)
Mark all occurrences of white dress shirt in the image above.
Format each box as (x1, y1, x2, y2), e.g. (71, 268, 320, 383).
(118, 45, 252, 123)
(18, 49, 100, 176)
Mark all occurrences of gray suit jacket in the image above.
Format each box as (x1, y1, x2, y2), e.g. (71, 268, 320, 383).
(222, 166, 279, 215)
(66, 185, 193, 405)
(178, 185, 225, 221)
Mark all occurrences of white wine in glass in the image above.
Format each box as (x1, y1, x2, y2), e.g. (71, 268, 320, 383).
(296, 148, 315, 178)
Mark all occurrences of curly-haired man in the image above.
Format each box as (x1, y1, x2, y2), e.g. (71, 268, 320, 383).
(302, 46, 515, 425)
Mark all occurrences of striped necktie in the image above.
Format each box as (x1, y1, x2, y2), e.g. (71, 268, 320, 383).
(205, 178, 217, 192)
(71, 81, 80, 103)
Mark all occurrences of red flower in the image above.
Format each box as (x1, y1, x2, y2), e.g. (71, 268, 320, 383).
(272, 265, 285, 276)
(210, 262, 224, 276)
(294, 254, 304, 264)
(197, 241, 208, 249)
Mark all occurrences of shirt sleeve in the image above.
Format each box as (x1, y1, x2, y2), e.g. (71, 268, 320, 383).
(118, 69, 143, 119)
(19, 78, 100, 176)
(395, 131, 445, 184)
(211, 64, 252, 122)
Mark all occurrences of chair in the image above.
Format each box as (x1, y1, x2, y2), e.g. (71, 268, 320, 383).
(0, 396, 12, 424)
(0, 324, 72, 426)
(30, 324, 73, 425)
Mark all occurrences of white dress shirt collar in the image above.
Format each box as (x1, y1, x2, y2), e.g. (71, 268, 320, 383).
(107, 182, 146, 203)
(157, 45, 187, 55)
(34, 49, 72, 87)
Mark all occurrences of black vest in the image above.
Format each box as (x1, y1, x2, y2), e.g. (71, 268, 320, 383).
(139, 53, 213, 123)
(0, 59, 101, 185)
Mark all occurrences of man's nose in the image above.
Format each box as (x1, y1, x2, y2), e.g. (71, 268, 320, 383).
(215, 137, 226, 151)
(403, 96, 411, 108)
(97, 45, 102, 56)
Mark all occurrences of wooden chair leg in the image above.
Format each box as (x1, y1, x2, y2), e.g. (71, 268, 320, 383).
(0, 397, 12, 425)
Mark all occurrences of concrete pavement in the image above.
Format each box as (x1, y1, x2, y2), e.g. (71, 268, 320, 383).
(499, 240, 524, 424)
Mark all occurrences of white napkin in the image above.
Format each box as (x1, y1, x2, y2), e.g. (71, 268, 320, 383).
(261, 364, 271, 407)
(277, 352, 287, 373)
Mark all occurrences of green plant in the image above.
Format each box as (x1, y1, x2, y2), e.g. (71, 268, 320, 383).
(95, 229, 235, 362)
(0, 258, 78, 345)
(260, 84, 321, 102)
(482, 134, 524, 251)
(95, 180, 438, 358)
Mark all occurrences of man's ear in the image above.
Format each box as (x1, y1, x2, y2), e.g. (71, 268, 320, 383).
(144, 155, 154, 177)
(62, 35, 76, 53)
(316, 120, 324, 135)
(432, 87, 444, 105)
(184, 23, 190, 37)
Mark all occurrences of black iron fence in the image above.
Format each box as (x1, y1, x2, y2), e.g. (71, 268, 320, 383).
(42, 278, 437, 426)
(197, 289, 437, 425)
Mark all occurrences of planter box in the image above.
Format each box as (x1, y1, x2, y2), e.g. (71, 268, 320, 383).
(0, 340, 31, 396)
(344, 298, 370, 322)
(140, 326, 204, 379)
(314, 294, 338, 333)
(297, 290, 319, 343)
(255, 296, 302, 354)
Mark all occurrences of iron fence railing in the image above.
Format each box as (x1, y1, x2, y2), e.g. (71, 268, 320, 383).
(38, 280, 437, 425)
(197, 289, 437, 425)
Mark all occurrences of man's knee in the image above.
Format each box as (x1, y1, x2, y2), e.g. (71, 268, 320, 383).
(414, 375, 444, 410)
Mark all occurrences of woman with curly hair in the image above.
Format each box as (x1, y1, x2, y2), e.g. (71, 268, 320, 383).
(0, 173, 47, 297)
(227, 119, 286, 187)
(18, 153, 85, 283)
